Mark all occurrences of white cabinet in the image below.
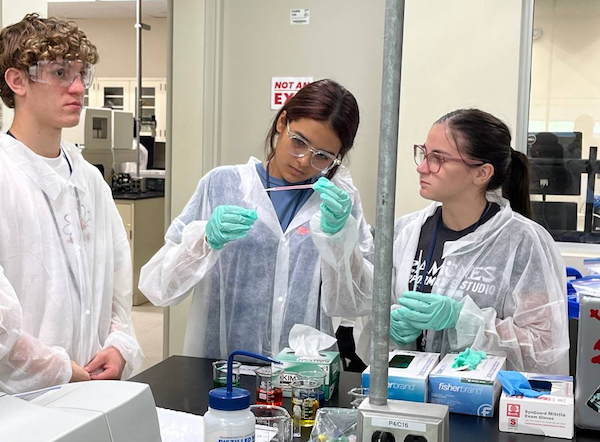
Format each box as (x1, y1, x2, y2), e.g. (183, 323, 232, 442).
(85, 78, 167, 142)
(115, 197, 165, 306)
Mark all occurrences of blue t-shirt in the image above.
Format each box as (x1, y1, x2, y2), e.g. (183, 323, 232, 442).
(256, 162, 318, 231)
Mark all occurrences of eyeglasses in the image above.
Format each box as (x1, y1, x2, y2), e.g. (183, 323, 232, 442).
(414, 144, 484, 173)
(28, 60, 95, 89)
(286, 121, 341, 172)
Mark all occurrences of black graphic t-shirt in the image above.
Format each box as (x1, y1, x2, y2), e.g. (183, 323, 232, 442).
(410, 203, 500, 294)
(409, 203, 500, 351)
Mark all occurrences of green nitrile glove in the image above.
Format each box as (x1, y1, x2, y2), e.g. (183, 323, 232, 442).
(205, 205, 258, 250)
(396, 291, 463, 331)
(390, 308, 422, 346)
(452, 348, 487, 370)
(313, 177, 352, 235)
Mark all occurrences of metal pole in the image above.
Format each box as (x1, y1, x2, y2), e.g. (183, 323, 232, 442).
(135, 0, 142, 178)
(515, 0, 535, 153)
(369, 0, 405, 406)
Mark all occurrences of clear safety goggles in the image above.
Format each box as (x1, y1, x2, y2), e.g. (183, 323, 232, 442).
(286, 121, 341, 172)
(28, 60, 95, 89)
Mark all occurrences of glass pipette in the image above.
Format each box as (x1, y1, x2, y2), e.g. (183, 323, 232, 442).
(265, 184, 314, 192)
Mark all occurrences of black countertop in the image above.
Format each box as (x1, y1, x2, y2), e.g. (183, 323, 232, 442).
(130, 356, 600, 442)
(113, 191, 165, 200)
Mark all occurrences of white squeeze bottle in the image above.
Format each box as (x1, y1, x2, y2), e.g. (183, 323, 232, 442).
(204, 350, 281, 442)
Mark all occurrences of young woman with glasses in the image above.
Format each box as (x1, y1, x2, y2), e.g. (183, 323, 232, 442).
(140, 79, 373, 360)
(384, 108, 568, 374)
(329, 108, 567, 374)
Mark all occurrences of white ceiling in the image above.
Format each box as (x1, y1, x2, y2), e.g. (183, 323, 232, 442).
(48, 1, 167, 19)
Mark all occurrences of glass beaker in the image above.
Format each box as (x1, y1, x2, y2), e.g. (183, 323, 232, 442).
(212, 360, 241, 388)
(251, 404, 292, 442)
(298, 368, 326, 406)
(347, 387, 369, 408)
(291, 379, 320, 437)
(255, 366, 284, 406)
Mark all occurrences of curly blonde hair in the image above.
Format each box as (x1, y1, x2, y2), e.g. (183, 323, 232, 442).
(0, 13, 99, 108)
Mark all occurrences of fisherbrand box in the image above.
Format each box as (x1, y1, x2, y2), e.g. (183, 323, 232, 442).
(274, 348, 340, 400)
(428, 353, 506, 417)
(361, 350, 440, 402)
(499, 373, 574, 439)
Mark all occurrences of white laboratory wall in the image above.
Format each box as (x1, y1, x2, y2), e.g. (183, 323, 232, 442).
(530, 0, 600, 143)
(396, 0, 524, 215)
(166, 0, 206, 356)
(64, 18, 167, 78)
(166, 0, 528, 356)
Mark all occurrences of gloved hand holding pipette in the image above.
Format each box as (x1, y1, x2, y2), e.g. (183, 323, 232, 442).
(205, 205, 258, 250)
(313, 177, 352, 235)
(396, 291, 463, 331)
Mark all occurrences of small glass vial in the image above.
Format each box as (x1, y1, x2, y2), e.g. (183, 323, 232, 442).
(204, 387, 255, 442)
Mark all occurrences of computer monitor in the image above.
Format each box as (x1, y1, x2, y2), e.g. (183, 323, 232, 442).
(528, 132, 583, 196)
(527, 132, 582, 159)
(531, 201, 578, 231)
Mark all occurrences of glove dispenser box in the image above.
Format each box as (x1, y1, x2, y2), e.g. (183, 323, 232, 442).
(428, 353, 506, 417)
(362, 350, 439, 402)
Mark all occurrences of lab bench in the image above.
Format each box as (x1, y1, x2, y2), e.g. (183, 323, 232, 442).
(114, 193, 165, 305)
(130, 356, 599, 442)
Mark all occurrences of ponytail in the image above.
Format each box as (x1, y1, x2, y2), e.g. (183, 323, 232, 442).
(503, 149, 531, 219)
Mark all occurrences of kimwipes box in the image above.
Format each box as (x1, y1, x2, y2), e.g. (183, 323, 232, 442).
(361, 350, 440, 402)
(428, 353, 506, 417)
(275, 348, 340, 400)
(499, 374, 574, 439)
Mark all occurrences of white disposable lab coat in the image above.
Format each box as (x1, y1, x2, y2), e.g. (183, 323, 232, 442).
(139, 157, 374, 359)
(0, 134, 143, 394)
(355, 194, 569, 374)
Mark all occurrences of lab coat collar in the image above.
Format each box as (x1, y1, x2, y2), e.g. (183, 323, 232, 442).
(441, 192, 513, 257)
(0, 133, 89, 200)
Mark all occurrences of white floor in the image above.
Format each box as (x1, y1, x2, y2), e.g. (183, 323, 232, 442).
(131, 302, 164, 375)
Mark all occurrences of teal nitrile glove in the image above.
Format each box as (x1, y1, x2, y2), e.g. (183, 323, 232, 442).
(313, 177, 353, 235)
(205, 205, 258, 250)
(390, 308, 422, 346)
(396, 291, 463, 331)
(452, 347, 487, 370)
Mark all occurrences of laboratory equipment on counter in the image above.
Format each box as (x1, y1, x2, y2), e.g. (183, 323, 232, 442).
(575, 295, 600, 430)
(0, 380, 161, 442)
(204, 350, 282, 442)
(255, 366, 284, 406)
(78, 107, 114, 184)
(357, 398, 449, 442)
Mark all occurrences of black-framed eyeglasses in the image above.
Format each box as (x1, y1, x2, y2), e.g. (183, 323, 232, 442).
(413, 144, 484, 173)
(286, 121, 341, 173)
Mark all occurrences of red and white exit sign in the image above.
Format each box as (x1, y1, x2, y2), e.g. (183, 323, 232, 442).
(271, 77, 313, 110)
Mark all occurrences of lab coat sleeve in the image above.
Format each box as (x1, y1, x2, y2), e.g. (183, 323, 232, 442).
(310, 188, 374, 317)
(138, 175, 222, 306)
(0, 265, 72, 394)
(102, 205, 144, 379)
(447, 227, 569, 374)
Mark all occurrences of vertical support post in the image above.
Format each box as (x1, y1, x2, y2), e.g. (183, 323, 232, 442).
(369, 0, 405, 406)
(135, 0, 142, 178)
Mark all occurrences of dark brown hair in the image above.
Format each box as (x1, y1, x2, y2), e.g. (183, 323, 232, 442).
(265, 79, 360, 179)
(436, 108, 532, 218)
(0, 13, 99, 108)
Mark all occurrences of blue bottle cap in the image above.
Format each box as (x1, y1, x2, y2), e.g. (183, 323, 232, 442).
(208, 387, 250, 411)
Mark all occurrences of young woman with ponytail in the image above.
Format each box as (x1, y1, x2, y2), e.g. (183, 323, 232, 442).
(377, 109, 568, 374)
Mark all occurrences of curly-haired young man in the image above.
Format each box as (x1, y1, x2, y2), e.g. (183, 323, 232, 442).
(0, 14, 143, 393)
